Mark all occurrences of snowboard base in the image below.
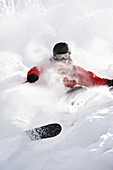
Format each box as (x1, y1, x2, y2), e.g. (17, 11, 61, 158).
(26, 123, 62, 141)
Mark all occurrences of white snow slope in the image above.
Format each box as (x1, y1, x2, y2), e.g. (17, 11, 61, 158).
(0, 0, 113, 170)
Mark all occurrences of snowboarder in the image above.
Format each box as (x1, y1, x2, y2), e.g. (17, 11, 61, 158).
(26, 42, 113, 88)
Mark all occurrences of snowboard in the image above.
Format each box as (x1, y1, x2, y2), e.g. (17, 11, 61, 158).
(67, 86, 87, 95)
(26, 123, 62, 141)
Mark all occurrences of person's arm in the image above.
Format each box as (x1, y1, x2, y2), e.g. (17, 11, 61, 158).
(92, 74, 108, 86)
(27, 66, 40, 83)
(75, 66, 113, 87)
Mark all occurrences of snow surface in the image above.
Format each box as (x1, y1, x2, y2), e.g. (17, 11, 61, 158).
(0, 0, 113, 170)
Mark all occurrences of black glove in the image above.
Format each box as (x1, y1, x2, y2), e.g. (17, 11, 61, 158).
(27, 74, 39, 83)
(106, 79, 113, 87)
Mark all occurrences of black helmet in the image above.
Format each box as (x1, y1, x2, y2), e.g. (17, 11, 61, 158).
(53, 42, 71, 56)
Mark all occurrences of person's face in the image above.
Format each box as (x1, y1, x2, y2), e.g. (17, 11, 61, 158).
(58, 59, 69, 64)
(53, 53, 70, 64)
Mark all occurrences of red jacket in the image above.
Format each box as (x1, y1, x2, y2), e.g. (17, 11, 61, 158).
(27, 61, 108, 88)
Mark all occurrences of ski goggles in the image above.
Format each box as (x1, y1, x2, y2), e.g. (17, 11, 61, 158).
(53, 53, 70, 61)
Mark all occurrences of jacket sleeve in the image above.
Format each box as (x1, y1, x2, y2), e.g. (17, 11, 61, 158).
(92, 74, 108, 86)
(27, 66, 40, 79)
(75, 66, 108, 87)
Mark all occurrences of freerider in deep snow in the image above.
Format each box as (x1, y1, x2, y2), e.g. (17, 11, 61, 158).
(26, 42, 113, 89)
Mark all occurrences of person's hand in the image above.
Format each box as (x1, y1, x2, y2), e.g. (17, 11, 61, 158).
(106, 79, 113, 87)
(27, 74, 39, 83)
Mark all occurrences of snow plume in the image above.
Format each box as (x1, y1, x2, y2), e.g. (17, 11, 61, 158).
(0, 0, 113, 170)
